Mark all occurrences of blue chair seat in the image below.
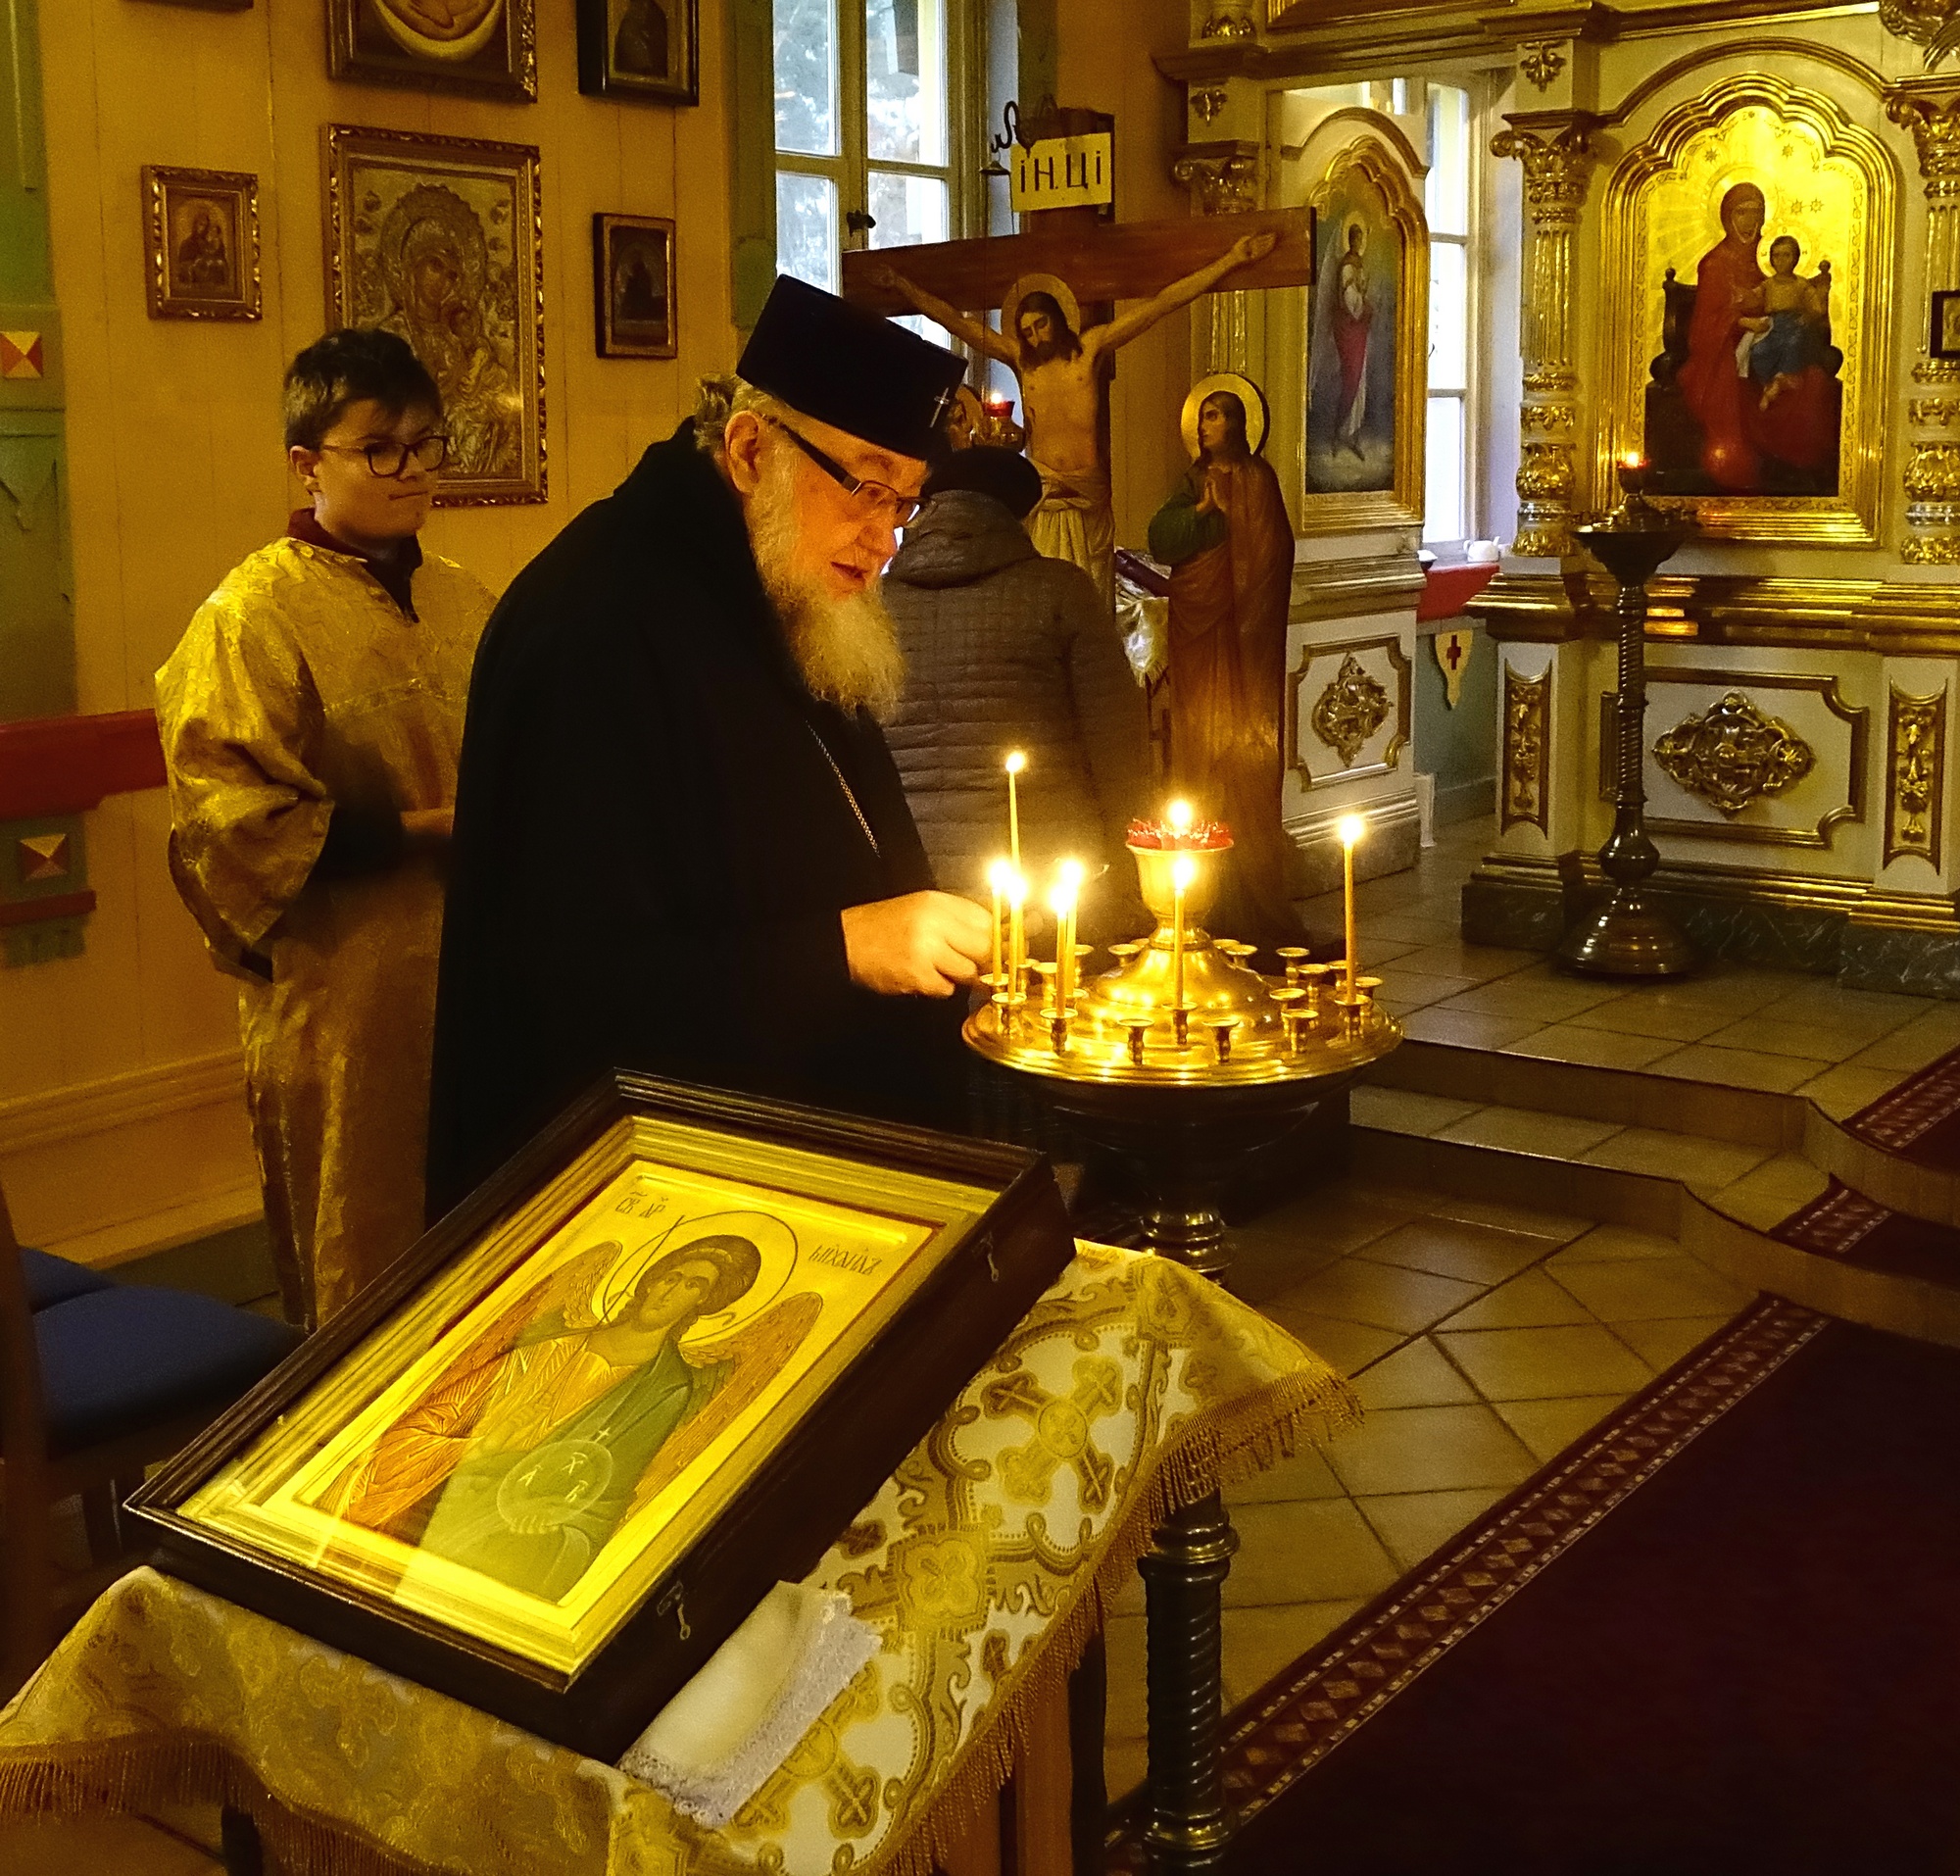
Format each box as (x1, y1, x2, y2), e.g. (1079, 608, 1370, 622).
(21, 1248, 115, 1312)
(35, 1287, 301, 1457)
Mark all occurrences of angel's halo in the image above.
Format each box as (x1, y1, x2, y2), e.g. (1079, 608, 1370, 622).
(595, 1210, 798, 1346)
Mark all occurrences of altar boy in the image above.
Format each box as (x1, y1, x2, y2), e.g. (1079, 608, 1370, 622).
(156, 329, 497, 1328)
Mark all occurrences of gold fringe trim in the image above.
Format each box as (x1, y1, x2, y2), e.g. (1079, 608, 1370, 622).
(859, 1358, 1360, 1876)
(0, 1731, 446, 1876)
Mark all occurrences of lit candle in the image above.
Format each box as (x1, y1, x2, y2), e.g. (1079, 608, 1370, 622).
(1051, 860, 1084, 1013)
(1007, 869, 1027, 1001)
(987, 859, 1008, 995)
(1166, 797, 1194, 843)
(1338, 814, 1365, 999)
(1172, 852, 1196, 1037)
(1005, 751, 1027, 872)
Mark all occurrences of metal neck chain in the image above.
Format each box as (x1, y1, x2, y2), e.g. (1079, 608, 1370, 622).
(807, 722, 880, 859)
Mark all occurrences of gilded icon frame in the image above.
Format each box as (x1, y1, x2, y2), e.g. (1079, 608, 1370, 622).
(126, 1073, 1071, 1759)
(142, 166, 262, 321)
(575, 0, 700, 105)
(593, 213, 677, 359)
(1298, 137, 1428, 535)
(1597, 74, 1897, 544)
(323, 124, 546, 507)
(326, 0, 538, 102)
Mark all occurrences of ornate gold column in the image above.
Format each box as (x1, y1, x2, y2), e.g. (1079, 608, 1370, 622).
(1491, 113, 1602, 559)
(1887, 81, 1960, 563)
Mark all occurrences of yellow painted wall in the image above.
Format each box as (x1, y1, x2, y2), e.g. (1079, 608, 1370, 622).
(0, 0, 740, 1255)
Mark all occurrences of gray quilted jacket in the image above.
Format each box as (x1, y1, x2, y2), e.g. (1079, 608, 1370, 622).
(881, 489, 1152, 935)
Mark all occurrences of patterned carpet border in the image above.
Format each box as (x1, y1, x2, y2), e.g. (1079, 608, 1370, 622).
(1770, 1178, 1891, 1257)
(1107, 1296, 1827, 1861)
(1842, 1042, 1960, 1156)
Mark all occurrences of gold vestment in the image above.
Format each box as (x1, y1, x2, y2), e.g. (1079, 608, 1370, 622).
(156, 537, 495, 1327)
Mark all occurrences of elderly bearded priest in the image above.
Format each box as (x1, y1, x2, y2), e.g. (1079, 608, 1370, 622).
(425, 278, 992, 1218)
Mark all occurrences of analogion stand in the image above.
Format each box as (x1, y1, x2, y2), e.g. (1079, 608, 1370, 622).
(963, 798, 1399, 1875)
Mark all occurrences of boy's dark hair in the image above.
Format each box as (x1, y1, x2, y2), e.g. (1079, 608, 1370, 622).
(283, 328, 442, 451)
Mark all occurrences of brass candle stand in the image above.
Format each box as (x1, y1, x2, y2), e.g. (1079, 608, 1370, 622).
(963, 824, 1401, 1283)
(1558, 463, 1697, 978)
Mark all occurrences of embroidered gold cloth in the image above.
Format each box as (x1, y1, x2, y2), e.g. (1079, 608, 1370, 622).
(0, 1249, 1353, 1876)
(155, 540, 495, 1326)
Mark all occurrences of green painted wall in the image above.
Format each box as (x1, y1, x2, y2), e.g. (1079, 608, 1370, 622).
(1413, 619, 1496, 824)
(0, 0, 74, 722)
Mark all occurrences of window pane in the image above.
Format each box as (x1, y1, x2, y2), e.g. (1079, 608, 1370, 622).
(1424, 394, 1466, 544)
(775, 0, 837, 157)
(1425, 84, 1470, 238)
(776, 171, 839, 291)
(867, 170, 949, 250)
(1429, 240, 1467, 393)
(865, 0, 946, 165)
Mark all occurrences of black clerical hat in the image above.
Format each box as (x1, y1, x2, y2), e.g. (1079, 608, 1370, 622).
(738, 274, 965, 463)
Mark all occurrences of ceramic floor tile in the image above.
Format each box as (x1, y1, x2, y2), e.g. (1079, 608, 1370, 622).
(1560, 998, 1738, 1043)
(1239, 1185, 1419, 1258)
(1579, 1127, 1771, 1192)
(1699, 1012, 1908, 1063)
(1351, 1335, 1480, 1408)
(1226, 1497, 1402, 1607)
(1258, 1309, 1404, 1376)
(1416, 1194, 1595, 1245)
(1354, 1487, 1511, 1573)
(0, 1819, 220, 1875)
(1390, 940, 1543, 985)
(1437, 1268, 1595, 1331)
(1707, 1154, 1831, 1230)
(1398, 1007, 1544, 1051)
(1794, 1063, 1903, 1121)
(1437, 1105, 1624, 1159)
(1221, 1601, 1369, 1707)
(1270, 1258, 1486, 1334)
(1611, 1313, 1740, 1370)
(1364, 939, 1425, 965)
(1366, 913, 1462, 947)
(1490, 1394, 1632, 1464)
(1438, 978, 1626, 1025)
(1323, 1403, 1541, 1497)
(1354, 1216, 1557, 1286)
(1373, 968, 1482, 1010)
(1548, 1223, 1681, 1264)
(1640, 1043, 1830, 1094)
(1349, 1085, 1486, 1137)
(1845, 1009, 1960, 1073)
(1501, 1022, 1679, 1070)
(1761, 984, 1936, 1024)
(1436, 1324, 1655, 1402)
(1547, 1255, 1755, 1323)
(1227, 1440, 1351, 1506)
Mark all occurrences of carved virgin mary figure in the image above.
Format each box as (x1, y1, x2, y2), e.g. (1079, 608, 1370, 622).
(1147, 378, 1307, 950)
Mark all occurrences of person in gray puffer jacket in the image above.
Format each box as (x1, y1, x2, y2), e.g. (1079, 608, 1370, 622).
(881, 449, 1152, 940)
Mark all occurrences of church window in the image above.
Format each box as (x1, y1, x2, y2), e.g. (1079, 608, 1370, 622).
(1423, 81, 1478, 551)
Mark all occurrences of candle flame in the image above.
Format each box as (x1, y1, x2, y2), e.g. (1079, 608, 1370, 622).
(1620, 450, 1644, 469)
(1338, 814, 1366, 849)
(1007, 870, 1027, 906)
(1172, 854, 1197, 891)
(1005, 751, 1027, 776)
(1166, 799, 1194, 835)
(1050, 876, 1078, 915)
(1057, 857, 1085, 891)
(987, 858, 1011, 893)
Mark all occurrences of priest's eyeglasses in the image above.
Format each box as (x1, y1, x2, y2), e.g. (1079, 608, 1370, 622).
(766, 419, 922, 526)
(318, 434, 452, 478)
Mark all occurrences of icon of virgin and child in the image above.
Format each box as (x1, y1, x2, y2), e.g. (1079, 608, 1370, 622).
(1653, 180, 1841, 496)
(327, 1227, 819, 1602)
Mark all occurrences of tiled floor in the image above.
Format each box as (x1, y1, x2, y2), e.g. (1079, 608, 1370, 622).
(1321, 818, 1960, 1114)
(1100, 1174, 1757, 1798)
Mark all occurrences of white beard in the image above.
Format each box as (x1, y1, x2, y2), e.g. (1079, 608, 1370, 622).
(747, 446, 906, 718)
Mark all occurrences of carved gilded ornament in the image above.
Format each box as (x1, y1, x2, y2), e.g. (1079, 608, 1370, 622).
(1519, 42, 1568, 94)
(1311, 655, 1392, 767)
(1883, 3, 1960, 74)
(1886, 90, 1960, 179)
(1501, 664, 1552, 834)
(1490, 120, 1599, 221)
(1517, 404, 1575, 435)
(1886, 684, 1947, 864)
(1651, 692, 1815, 815)
(1910, 398, 1960, 424)
(1191, 87, 1227, 127)
(1200, 0, 1256, 40)
(1172, 148, 1260, 216)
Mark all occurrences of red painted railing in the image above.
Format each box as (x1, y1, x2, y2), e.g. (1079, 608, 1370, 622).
(1417, 562, 1498, 624)
(0, 711, 166, 820)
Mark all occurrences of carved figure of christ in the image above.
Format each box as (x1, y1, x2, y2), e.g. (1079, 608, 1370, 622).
(865, 229, 1279, 606)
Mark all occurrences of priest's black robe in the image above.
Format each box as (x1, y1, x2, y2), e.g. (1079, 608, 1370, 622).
(425, 423, 962, 1220)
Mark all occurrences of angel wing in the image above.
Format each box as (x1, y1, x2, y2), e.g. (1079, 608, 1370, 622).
(624, 1291, 824, 1520)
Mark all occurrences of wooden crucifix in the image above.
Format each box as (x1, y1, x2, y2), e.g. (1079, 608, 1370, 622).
(842, 205, 1312, 606)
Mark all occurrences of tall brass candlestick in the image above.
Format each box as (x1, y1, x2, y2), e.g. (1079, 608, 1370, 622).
(1005, 751, 1027, 873)
(1337, 814, 1364, 998)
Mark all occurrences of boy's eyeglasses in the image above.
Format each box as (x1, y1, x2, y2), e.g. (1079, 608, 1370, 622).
(319, 434, 451, 478)
(766, 418, 921, 526)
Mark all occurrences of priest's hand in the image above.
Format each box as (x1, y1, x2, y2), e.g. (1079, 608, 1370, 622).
(842, 892, 993, 997)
